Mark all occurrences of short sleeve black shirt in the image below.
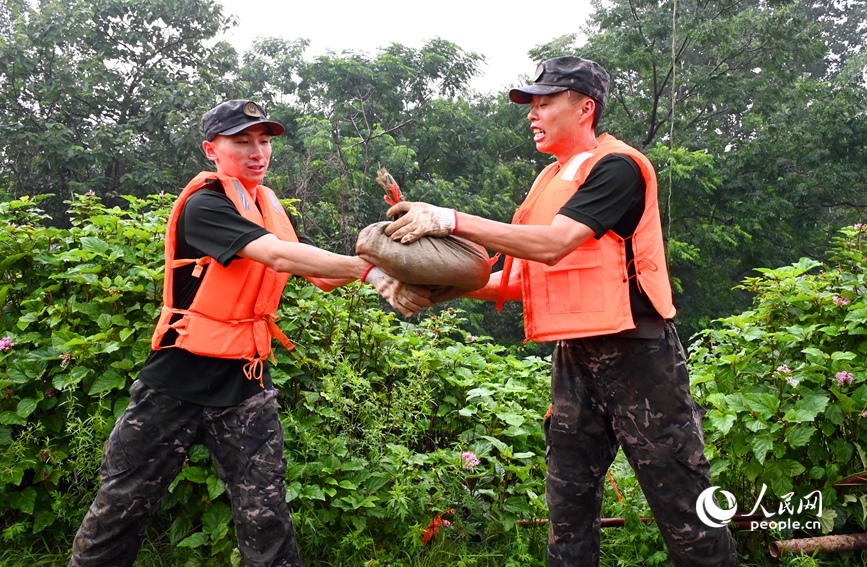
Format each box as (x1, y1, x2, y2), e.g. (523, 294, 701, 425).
(557, 154, 662, 322)
(138, 181, 314, 407)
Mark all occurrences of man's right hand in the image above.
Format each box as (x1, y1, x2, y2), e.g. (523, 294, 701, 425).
(362, 266, 434, 317)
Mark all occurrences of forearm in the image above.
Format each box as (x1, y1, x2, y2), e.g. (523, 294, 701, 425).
(305, 277, 357, 292)
(455, 213, 595, 266)
(239, 234, 368, 280)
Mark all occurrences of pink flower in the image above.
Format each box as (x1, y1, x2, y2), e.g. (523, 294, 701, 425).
(836, 371, 854, 386)
(833, 296, 850, 306)
(861, 410, 867, 418)
(0, 337, 14, 351)
(776, 365, 792, 375)
(854, 223, 865, 231)
(85, 190, 95, 196)
(466, 335, 477, 342)
(60, 353, 73, 369)
(461, 451, 480, 470)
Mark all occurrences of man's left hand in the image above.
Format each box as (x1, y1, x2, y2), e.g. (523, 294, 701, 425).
(385, 202, 456, 244)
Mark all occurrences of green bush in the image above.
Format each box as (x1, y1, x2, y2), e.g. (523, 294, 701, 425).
(689, 224, 867, 543)
(5, 194, 864, 566)
(0, 194, 552, 565)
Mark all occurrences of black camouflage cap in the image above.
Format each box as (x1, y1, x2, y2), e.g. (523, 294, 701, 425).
(202, 99, 285, 141)
(509, 56, 610, 107)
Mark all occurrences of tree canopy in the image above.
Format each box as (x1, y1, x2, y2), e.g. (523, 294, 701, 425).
(1, 0, 866, 340)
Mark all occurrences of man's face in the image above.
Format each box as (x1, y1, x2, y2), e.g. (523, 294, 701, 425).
(526, 91, 589, 160)
(202, 124, 273, 188)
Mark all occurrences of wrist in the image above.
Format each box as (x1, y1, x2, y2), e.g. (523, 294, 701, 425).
(361, 263, 376, 283)
(438, 207, 457, 234)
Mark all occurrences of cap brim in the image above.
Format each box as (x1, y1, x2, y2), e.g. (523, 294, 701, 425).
(509, 84, 570, 104)
(217, 119, 286, 138)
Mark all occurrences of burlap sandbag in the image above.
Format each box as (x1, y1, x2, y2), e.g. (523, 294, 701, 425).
(356, 221, 491, 303)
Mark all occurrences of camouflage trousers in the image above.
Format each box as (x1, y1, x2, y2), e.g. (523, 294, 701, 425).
(545, 322, 738, 567)
(69, 380, 302, 567)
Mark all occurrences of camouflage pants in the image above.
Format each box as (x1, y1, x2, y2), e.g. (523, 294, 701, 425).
(545, 322, 738, 567)
(69, 380, 301, 567)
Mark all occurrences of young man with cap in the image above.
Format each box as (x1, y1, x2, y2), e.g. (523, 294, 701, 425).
(385, 58, 739, 566)
(69, 100, 432, 567)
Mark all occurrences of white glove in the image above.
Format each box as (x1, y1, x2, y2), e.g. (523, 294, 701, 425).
(362, 266, 434, 317)
(384, 201, 456, 244)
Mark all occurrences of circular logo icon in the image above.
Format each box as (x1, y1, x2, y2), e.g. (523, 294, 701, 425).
(696, 486, 738, 528)
(243, 102, 262, 117)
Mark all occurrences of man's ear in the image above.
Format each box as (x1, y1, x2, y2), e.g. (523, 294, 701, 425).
(202, 140, 217, 161)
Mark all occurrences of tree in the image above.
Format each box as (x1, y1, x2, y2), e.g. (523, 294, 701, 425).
(529, 0, 867, 337)
(0, 0, 239, 217)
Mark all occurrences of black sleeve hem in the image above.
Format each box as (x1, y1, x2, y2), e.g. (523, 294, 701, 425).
(556, 210, 608, 239)
(216, 228, 271, 267)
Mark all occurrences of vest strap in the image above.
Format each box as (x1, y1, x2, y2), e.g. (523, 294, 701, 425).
(495, 255, 515, 312)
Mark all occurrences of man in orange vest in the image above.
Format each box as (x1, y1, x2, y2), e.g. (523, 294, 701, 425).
(385, 58, 739, 566)
(69, 100, 432, 567)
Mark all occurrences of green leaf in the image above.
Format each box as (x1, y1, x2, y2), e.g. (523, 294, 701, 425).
(32, 510, 56, 533)
(744, 393, 780, 420)
(0, 411, 27, 426)
(88, 370, 126, 395)
(707, 411, 737, 435)
(181, 466, 209, 484)
(752, 434, 775, 465)
(170, 516, 193, 545)
(783, 394, 829, 423)
(8, 488, 37, 514)
(784, 425, 815, 448)
(206, 475, 226, 500)
(16, 398, 38, 419)
(178, 532, 208, 548)
(203, 502, 232, 536)
(80, 237, 111, 256)
(53, 366, 90, 390)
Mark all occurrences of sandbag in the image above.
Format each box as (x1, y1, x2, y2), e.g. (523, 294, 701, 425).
(356, 221, 491, 303)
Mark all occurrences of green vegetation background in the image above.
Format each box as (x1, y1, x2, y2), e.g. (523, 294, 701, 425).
(1, 0, 866, 565)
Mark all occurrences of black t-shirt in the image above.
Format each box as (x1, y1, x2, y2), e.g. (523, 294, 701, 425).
(556, 153, 663, 325)
(138, 181, 314, 407)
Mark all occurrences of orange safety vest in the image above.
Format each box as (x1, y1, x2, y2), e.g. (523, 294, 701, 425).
(151, 171, 298, 382)
(496, 134, 676, 342)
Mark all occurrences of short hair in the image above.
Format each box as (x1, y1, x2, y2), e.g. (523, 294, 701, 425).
(567, 90, 603, 132)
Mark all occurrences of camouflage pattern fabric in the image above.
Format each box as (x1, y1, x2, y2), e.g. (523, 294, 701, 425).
(69, 380, 301, 567)
(545, 321, 738, 567)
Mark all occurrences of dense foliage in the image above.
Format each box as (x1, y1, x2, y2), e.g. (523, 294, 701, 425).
(690, 225, 867, 539)
(1, 0, 867, 565)
(0, 194, 555, 565)
(1, 203, 866, 565)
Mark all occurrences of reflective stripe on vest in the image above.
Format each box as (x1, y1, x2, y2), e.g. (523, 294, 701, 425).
(498, 134, 676, 342)
(151, 172, 299, 380)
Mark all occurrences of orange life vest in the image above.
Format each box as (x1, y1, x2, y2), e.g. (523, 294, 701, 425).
(151, 172, 298, 381)
(497, 134, 676, 342)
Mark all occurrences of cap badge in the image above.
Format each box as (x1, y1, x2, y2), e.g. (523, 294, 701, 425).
(243, 102, 262, 117)
(533, 63, 545, 82)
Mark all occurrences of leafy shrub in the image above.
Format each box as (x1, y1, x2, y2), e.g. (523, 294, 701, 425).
(689, 224, 867, 542)
(0, 194, 552, 565)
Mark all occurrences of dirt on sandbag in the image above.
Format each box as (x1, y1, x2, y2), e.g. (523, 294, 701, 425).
(356, 221, 491, 303)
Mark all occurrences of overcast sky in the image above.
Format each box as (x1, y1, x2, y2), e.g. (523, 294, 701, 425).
(216, 0, 595, 94)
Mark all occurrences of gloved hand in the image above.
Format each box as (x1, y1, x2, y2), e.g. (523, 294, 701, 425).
(362, 265, 434, 317)
(384, 201, 456, 244)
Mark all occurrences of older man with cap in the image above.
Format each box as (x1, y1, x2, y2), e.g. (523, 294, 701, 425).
(385, 57, 739, 566)
(69, 99, 432, 567)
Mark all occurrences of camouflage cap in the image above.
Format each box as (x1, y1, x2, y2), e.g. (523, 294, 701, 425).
(202, 99, 285, 141)
(509, 56, 609, 107)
